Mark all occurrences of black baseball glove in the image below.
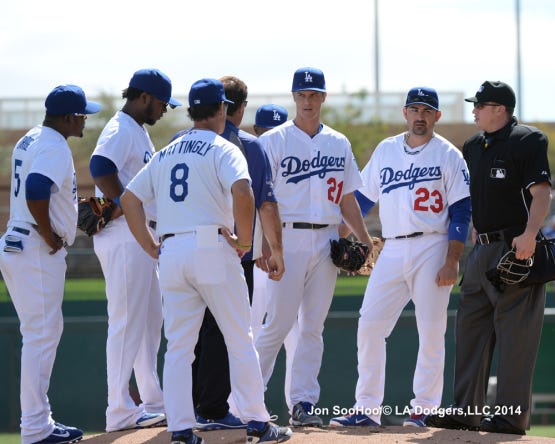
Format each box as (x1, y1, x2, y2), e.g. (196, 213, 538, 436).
(77, 196, 115, 236)
(330, 238, 370, 273)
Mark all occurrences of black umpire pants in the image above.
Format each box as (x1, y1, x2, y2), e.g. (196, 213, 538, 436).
(450, 242, 545, 431)
(192, 259, 255, 419)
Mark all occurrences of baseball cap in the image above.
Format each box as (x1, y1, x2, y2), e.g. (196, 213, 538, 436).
(465, 80, 516, 108)
(255, 104, 288, 128)
(405, 87, 439, 111)
(45, 85, 102, 115)
(129, 68, 182, 107)
(188, 78, 234, 107)
(291, 67, 326, 92)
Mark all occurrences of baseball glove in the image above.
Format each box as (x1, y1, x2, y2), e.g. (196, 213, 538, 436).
(330, 238, 370, 274)
(358, 236, 385, 276)
(77, 196, 115, 236)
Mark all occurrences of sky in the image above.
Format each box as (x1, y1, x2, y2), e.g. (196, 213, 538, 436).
(0, 0, 554, 123)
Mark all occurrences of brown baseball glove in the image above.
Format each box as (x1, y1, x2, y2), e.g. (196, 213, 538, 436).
(77, 196, 115, 236)
(358, 236, 384, 276)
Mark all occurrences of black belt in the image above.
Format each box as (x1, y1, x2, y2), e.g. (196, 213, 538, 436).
(148, 220, 156, 230)
(161, 228, 223, 242)
(12, 227, 30, 236)
(394, 232, 423, 239)
(476, 230, 505, 245)
(283, 222, 329, 229)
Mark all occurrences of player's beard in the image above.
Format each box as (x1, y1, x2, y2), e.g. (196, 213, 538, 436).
(143, 101, 161, 126)
(411, 121, 428, 136)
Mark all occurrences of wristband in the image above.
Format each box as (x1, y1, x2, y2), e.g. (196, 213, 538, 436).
(236, 240, 252, 249)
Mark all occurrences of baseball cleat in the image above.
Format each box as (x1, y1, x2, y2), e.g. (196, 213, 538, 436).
(135, 412, 166, 429)
(403, 413, 426, 427)
(34, 423, 83, 444)
(329, 413, 379, 427)
(289, 402, 323, 427)
(246, 422, 292, 443)
(171, 429, 205, 444)
(195, 412, 246, 430)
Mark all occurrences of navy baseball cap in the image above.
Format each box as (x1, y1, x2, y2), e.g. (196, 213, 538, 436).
(45, 85, 101, 115)
(465, 80, 516, 108)
(129, 68, 182, 107)
(255, 104, 288, 128)
(188, 78, 234, 107)
(405, 87, 439, 111)
(291, 67, 326, 92)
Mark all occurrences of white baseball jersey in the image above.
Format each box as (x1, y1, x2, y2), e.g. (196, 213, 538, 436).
(259, 120, 363, 223)
(93, 111, 157, 220)
(8, 125, 78, 245)
(127, 128, 251, 234)
(359, 133, 470, 237)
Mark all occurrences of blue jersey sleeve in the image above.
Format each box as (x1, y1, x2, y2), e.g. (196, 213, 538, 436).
(90, 155, 118, 178)
(355, 190, 375, 218)
(26, 173, 53, 200)
(448, 196, 472, 242)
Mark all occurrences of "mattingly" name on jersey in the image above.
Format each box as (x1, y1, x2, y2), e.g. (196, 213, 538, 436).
(158, 139, 214, 160)
(380, 163, 442, 193)
(281, 151, 345, 184)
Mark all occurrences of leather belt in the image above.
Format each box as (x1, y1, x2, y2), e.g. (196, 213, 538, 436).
(148, 220, 156, 230)
(161, 228, 223, 242)
(394, 232, 423, 239)
(476, 230, 505, 245)
(282, 222, 329, 229)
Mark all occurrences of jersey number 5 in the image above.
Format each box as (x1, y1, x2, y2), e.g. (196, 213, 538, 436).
(414, 187, 443, 213)
(327, 178, 344, 204)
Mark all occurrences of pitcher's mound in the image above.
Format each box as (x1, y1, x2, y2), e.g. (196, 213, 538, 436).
(82, 425, 555, 444)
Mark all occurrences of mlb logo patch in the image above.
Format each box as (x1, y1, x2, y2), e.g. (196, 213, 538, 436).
(490, 168, 506, 179)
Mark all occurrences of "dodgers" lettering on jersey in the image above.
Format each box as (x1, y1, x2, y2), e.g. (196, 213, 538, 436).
(380, 163, 442, 193)
(158, 139, 214, 161)
(281, 151, 345, 184)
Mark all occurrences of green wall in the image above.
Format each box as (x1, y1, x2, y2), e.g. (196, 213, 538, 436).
(1, 298, 554, 432)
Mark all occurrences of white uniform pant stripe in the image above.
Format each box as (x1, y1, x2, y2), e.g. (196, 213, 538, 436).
(0, 231, 66, 444)
(355, 233, 450, 423)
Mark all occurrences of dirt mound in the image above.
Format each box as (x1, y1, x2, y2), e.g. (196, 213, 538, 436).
(82, 425, 555, 444)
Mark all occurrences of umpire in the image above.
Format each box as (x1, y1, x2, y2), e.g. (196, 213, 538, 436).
(426, 81, 551, 435)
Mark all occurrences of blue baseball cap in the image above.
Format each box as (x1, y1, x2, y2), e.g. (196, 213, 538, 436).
(405, 86, 439, 111)
(45, 85, 102, 115)
(129, 68, 182, 107)
(188, 78, 234, 107)
(255, 104, 288, 128)
(291, 67, 326, 92)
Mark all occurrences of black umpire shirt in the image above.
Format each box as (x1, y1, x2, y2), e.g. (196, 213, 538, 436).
(463, 117, 550, 234)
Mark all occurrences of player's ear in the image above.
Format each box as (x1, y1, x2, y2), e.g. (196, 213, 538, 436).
(435, 110, 442, 123)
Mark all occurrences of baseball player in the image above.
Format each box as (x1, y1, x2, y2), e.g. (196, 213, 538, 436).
(253, 104, 288, 137)
(255, 67, 372, 426)
(180, 76, 284, 431)
(120, 77, 292, 444)
(0, 85, 101, 444)
(89, 68, 181, 431)
(329, 87, 471, 427)
(251, 103, 298, 413)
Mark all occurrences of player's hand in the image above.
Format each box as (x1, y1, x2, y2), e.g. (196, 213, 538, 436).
(265, 254, 285, 281)
(44, 231, 64, 255)
(435, 259, 459, 287)
(220, 227, 250, 259)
